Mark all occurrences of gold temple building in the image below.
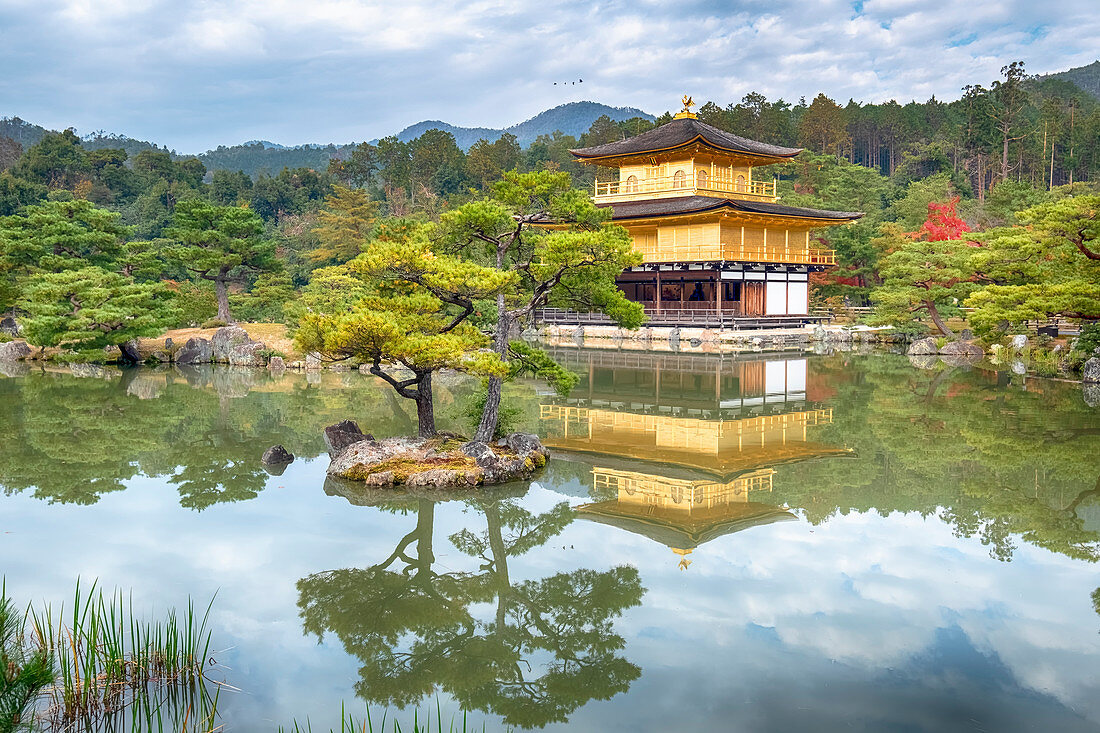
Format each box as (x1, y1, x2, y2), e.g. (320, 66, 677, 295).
(554, 97, 862, 328)
(539, 350, 852, 567)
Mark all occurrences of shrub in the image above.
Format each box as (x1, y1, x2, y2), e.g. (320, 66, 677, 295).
(1075, 323, 1100, 355)
(258, 347, 286, 360)
(201, 318, 228, 329)
(172, 281, 218, 328)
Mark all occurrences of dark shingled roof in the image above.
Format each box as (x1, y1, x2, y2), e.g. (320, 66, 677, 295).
(598, 195, 863, 222)
(571, 117, 803, 161)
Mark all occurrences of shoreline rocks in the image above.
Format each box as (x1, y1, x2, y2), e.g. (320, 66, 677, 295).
(0, 340, 31, 361)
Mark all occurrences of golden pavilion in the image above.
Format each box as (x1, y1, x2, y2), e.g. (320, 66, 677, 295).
(559, 97, 862, 327)
(539, 350, 852, 567)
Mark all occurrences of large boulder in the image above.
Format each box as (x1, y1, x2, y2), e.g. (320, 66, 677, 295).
(0, 340, 31, 361)
(228, 342, 267, 367)
(1084, 357, 1100, 384)
(907, 337, 938, 355)
(939, 340, 984, 357)
(324, 419, 373, 457)
(1010, 334, 1029, 351)
(175, 337, 213, 365)
(0, 316, 20, 336)
(212, 326, 253, 362)
(268, 355, 286, 373)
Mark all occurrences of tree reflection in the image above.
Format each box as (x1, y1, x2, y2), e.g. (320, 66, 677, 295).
(297, 495, 644, 728)
(0, 367, 432, 509)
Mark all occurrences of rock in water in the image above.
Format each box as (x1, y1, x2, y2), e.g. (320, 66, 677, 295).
(212, 326, 252, 362)
(324, 420, 372, 457)
(1084, 384, 1100, 408)
(229, 342, 267, 366)
(0, 340, 31, 361)
(1010, 334, 1028, 351)
(305, 352, 322, 371)
(907, 337, 938, 355)
(939, 340, 984, 357)
(262, 445, 294, 465)
(268, 356, 286, 372)
(175, 337, 213, 364)
(1084, 357, 1100, 384)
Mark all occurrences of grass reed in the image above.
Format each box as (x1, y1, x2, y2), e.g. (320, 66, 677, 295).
(5, 578, 222, 732)
(280, 700, 492, 733)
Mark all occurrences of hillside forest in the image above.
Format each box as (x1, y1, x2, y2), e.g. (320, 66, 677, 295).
(0, 60, 1098, 369)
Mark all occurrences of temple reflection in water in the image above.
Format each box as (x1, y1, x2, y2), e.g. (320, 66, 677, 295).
(539, 347, 851, 568)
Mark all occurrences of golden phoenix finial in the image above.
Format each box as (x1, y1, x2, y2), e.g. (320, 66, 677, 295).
(681, 95, 695, 113)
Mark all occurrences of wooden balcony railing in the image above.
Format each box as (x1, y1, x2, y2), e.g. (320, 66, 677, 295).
(632, 242, 836, 266)
(594, 172, 776, 202)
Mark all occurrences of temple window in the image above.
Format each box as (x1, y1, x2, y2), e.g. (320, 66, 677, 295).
(673, 170, 687, 188)
(697, 169, 709, 188)
(625, 174, 638, 193)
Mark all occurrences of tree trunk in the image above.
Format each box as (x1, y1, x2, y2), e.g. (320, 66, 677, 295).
(415, 371, 437, 437)
(215, 278, 233, 323)
(925, 299, 955, 337)
(473, 294, 510, 443)
(1001, 126, 1010, 182)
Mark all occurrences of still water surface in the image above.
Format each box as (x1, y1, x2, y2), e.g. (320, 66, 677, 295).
(1, 350, 1099, 732)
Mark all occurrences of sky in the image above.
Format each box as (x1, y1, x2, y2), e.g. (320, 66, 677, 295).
(0, 0, 1098, 153)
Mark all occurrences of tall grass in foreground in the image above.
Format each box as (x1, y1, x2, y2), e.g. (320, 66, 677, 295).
(280, 701, 496, 733)
(3, 579, 222, 732)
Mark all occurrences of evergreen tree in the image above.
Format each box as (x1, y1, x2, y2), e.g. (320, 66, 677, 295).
(161, 199, 280, 323)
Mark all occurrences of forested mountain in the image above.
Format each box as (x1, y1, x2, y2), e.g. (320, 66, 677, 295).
(197, 143, 344, 179)
(1046, 60, 1100, 101)
(391, 101, 654, 149)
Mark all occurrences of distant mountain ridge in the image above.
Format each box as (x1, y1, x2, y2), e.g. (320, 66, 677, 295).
(1045, 60, 1100, 101)
(389, 101, 655, 150)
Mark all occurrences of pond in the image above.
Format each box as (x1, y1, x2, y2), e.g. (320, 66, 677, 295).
(2, 350, 1099, 732)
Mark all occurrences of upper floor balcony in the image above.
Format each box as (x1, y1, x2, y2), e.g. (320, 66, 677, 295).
(594, 170, 777, 204)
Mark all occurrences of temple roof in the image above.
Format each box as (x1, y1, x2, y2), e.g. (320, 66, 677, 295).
(597, 195, 863, 222)
(577, 499, 796, 550)
(570, 117, 803, 163)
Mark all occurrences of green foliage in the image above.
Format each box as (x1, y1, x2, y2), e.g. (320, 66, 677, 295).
(0, 583, 54, 732)
(1075, 323, 1100, 354)
(161, 199, 280, 322)
(868, 224, 976, 335)
(310, 185, 377, 266)
(506, 341, 578, 395)
(0, 199, 130, 311)
(17, 266, 177, 356)
(201, 318, 228, 329)
(0, 172, 45, 217)
(229, 272, 297, 323)
(172, 281, 218, 327)
(966, 194, 1100, 333)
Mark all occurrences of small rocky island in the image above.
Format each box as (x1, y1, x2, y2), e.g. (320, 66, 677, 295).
(321, 420, 550, 488)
